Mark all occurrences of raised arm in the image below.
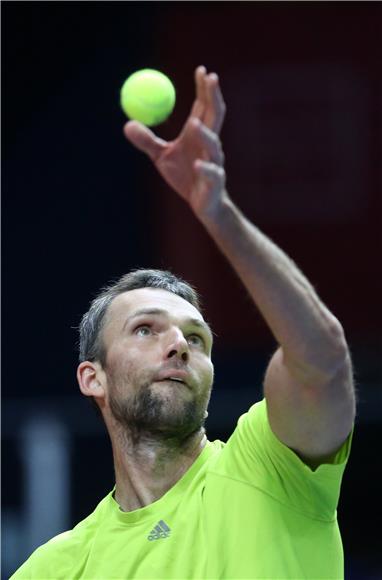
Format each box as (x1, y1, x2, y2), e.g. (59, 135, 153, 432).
(124, 66, 356, 468)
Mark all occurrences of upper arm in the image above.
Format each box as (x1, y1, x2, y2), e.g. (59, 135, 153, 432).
(263, 346, 356, 469)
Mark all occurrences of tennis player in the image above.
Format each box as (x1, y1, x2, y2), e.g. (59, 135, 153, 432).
(12, 66, 356, 579)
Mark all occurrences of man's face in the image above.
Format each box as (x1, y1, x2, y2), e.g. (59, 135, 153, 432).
(100, 288, 214, 441)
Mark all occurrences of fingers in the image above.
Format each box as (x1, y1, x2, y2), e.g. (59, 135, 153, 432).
(189, 66, 207, 119)
(192, 117, 226, 192)
(195, 66, 208, 104)
(191, 118, 225, 166)
(123, 121, 167, 162)
(204, 73, 226, 135)
(189, 66, 226, 134)
(194, 159, 226, 189)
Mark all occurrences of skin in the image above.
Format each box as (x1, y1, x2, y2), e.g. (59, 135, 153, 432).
(78, 288, 214, 511)
(123, 66, 355, 468)
(79, 65, 356, 510)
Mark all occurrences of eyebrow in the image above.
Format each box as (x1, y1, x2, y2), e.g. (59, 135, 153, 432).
(123, 307, 213, 340)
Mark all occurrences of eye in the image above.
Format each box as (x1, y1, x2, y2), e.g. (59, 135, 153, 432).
(187, 334, 205, 348)
(135, 325, 152, 337)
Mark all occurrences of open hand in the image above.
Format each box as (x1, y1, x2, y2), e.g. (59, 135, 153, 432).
(123, 66, 227, 217)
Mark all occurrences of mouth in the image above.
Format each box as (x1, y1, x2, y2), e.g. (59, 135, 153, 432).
(155, 369, 191, 389)
(155, 370, 191, 388)
(158, 377, 187, 385)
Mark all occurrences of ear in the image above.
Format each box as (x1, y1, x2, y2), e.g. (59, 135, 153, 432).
(77, 361, 105, 400)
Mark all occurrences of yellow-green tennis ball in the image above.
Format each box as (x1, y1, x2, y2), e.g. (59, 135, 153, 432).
(120, 69, 176, 127)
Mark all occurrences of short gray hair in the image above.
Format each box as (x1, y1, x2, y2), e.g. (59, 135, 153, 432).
(78, 269, 201, 365)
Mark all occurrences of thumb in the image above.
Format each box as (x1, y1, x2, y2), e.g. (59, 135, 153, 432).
(123, 121, 166, 162)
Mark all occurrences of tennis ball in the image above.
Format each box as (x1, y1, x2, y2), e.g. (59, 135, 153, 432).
(120, 69, 176, 127)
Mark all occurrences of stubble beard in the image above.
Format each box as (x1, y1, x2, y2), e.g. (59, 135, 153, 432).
(108, 371, 210, 446)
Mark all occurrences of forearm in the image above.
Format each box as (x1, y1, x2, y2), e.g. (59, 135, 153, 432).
(199, 194, 348, 384)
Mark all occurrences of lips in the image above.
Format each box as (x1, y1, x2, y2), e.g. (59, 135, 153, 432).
(155, 369, 190, 387)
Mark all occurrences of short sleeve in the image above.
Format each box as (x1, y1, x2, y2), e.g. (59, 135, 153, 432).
(214, 398, 353, 521)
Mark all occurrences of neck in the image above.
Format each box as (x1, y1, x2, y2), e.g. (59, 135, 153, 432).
(110, 424, 207, 512)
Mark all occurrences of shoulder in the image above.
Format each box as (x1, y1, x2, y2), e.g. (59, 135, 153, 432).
(10, 530, 81, 579)
(207, 398, 353, 519)
(11, 492, 113, 579)
(224, 397, 353, 469)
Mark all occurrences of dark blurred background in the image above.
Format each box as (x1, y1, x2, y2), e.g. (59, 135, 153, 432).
(2, 1, 382, 578)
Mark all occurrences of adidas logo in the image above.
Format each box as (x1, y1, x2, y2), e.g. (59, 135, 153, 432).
(147, 520, 171, 541)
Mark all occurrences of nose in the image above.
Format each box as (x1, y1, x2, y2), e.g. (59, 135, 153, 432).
(165, 327, 189, 362)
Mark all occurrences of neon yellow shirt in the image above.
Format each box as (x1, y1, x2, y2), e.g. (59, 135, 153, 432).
(12, 399, 353, 579)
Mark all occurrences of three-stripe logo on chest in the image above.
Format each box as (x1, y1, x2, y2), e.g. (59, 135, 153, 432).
(147, 520, 171, 541)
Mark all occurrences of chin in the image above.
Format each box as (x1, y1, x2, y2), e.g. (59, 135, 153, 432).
(109, 382, 206, 440)
(145, 396, 205, 439)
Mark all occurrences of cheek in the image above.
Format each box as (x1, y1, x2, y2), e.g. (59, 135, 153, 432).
(105, 349, 136, 387)
(106, 345, 158, 390)
(199, 359, 214, 389)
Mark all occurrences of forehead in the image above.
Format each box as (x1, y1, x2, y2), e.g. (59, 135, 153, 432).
(107, 287, 204, 327)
